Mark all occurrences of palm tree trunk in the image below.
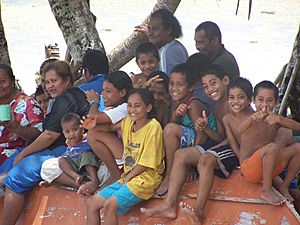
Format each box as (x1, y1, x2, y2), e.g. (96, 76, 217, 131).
(48, 0, 105, 67)
(108, 0, 182, 72)
(0, 2, 10, 65)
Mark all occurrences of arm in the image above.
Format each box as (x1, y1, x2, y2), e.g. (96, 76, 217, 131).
(14, 130, 61, 165)
(169, 103, 187, 123)
(237, 116, 253, 135)
(124, 165, 147, 183)
(223, 115, 240, 158)
(266, 113, 300, 131)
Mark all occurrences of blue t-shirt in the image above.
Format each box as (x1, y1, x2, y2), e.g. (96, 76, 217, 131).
(79, 74, 104, 95)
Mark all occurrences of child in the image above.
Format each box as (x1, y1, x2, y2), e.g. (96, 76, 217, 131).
(156, 63, 209, 195)
(131, 42, 160, 88)
(85, 89, 164, 225)
(40, 113, 99, 190)
(145, 71, 170, 127)
(34, 84, 49, 115)
(238, 80, 300, 205)
(141, 64, 232, 219)
(82, 71, 133, 193)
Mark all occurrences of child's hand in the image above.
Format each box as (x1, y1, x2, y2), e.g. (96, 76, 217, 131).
(175, 103, 189, 117)
(144, 75, 163, 89)
(86, 90, 100, 103)
(265, 110, 281, 125)
(251, 111, 268, 122)
(134, 24, 148, 33)
(195, 111, 208, 131)
(81, 115, 98, 130)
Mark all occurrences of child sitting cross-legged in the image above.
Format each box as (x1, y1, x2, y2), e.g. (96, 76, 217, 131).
(40, 112, 100, 192)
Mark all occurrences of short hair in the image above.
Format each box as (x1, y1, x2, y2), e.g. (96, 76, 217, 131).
(150, 9, 182, 39)
(82, 49, 109, 76)
(43, 60, 74, 86)
(200, 64, 227, 81)
(61, 112, 81, 127)
(34, 85, 45, 98)
(0, 64, 15, 83)
(135, 42, 160, 61)
(147, 71, 169, 92)
(195, 21, 222, 43)
(170, 63, 197, 87)
(228, 77, 253, 100)
(39, 58, 58, 75)
(105, 71, 133, 100)
(128, 88, 156, 119)
(254, 80, 279, 101)
(186, 52, 210, 76)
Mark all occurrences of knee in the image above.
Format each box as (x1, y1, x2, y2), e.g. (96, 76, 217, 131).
(103, 197, 118, 214)
(261, 143, 280, 156)
(197, 153, 216, 171)
(87, 195, 104, 212)
(174, 149, 190, 164)
(163, 123, 180, 137)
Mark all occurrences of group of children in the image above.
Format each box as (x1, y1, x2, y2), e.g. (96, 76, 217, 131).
(28, 41, 300, 225)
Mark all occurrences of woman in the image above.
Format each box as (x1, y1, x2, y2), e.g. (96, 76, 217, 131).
(0, 64, 44, 166)
(136, 8, 188, 76)
(1, 61, 90, 225)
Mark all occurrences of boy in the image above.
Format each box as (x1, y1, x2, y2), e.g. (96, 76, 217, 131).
(131, 42, 160, 88)
(141, 64, 232, 219)
(238, 80, 300, 205)
(40, 113, 100, 193)
(34, 84, 49, 115)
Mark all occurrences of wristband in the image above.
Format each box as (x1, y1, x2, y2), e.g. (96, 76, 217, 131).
(89, 99, 100, 105)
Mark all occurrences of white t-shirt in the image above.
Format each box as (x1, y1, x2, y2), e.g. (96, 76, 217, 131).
(104, 103, 127, 124)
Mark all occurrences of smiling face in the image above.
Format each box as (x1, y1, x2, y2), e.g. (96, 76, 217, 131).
(45, 69, 70, 99)
(169, 72, 191, 102)
(253, 88, 277, 113)
(101, 80, 125, 107)
(201, 74, 228, 101)
(136, 53, 160, 76)
(62, 120, 83, 146)
(148, 16, 172, 48)
(0, 69, 14, 103)
(127, 93, 151, 123)
(228, 87, 251, 114)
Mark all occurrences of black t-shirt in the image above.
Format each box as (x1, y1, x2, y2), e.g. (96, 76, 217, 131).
(43, 87, 89, 149)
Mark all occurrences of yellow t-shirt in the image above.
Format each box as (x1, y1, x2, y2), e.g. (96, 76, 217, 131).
(119, 116, 165, 200)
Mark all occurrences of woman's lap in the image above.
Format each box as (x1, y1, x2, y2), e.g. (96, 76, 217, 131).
(3, 146, 66, 194)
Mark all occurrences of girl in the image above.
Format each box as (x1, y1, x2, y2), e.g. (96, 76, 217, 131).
(81, 71, 133, 194)
(84, 89, 164, 225)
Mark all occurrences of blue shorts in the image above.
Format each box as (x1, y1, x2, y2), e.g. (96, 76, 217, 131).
(3, 146, 66, 193)
(180, 126, 196, 148)
(279, 169, 298, 189)
(98, 182, 143, 215)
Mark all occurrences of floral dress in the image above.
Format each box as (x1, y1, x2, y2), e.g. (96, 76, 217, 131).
(0, 93, 44, 165)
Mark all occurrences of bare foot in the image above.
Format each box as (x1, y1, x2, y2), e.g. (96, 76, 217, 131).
(140, 204, 177, 220)
(179, 202, 203, 225)
(75, 175, 83, 186)
(156, 178, 168, 196)
(278, 185, 294, 203)
(39, 180, 50, 187)
(261, 189, 285, 205)
(77, 181, 99, 198)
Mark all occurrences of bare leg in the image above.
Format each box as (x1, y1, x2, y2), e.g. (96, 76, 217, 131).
(260, 143, 285, 205)
(193, 152, 219, 222)
(78, 165, 99, 197)
(277, 143, 300, 202)
(103, 196, 119, 225)
(0, 173, 7, 186)
(54, 172, 80, 188)
(1, 188, 25, 225)
(87, 194, 106, 225)
(88, 128, 123, 186)
(141, 147, 201, 219)
(156, 123, 182, 195)
(58, 157, 83, 185)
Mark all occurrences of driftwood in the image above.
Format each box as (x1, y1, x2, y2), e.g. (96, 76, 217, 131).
(0, 2, 10, 65)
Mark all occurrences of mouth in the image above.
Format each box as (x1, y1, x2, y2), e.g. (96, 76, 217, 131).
(208, 91, 218, 99)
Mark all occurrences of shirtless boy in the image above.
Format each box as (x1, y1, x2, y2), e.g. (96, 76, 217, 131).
(239, 80, 300, 205)
(141, 64, 231, 220)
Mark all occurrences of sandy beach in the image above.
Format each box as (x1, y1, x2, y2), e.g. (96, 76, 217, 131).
(2, 0, 300, 94)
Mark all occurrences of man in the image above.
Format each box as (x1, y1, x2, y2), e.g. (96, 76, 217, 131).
(194, 21, 240, 80)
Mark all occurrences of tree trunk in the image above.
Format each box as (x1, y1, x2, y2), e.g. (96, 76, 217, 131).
(0, 2, 11, 65)
(107, 0, 182, 72)
(48, 0, 105, 67)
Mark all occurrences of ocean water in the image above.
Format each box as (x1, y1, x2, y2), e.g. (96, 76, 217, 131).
(2, 0, 300, 95)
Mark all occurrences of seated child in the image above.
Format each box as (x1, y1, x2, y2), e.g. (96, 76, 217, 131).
(131, 42, 160, 88)
(40, 113, 100, 191)
(145, 71, 170, 127)
(85, 89, 164, 225)
(34, 84, 49, 115)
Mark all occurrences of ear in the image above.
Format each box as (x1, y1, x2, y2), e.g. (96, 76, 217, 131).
(120, 89, 127, 98)
(211, 37, 219, 47)
(223, 75, 229, 86)
(146, 104, 153, 113)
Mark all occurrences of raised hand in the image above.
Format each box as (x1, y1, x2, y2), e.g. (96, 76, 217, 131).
(175, 103, 188, 117)
(86, 90, 100, 103)
(143, 75, 163, 88)
(195, 110, 209, 131)
(265, 109, 281, 125)
(81, 115, 98, 130)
